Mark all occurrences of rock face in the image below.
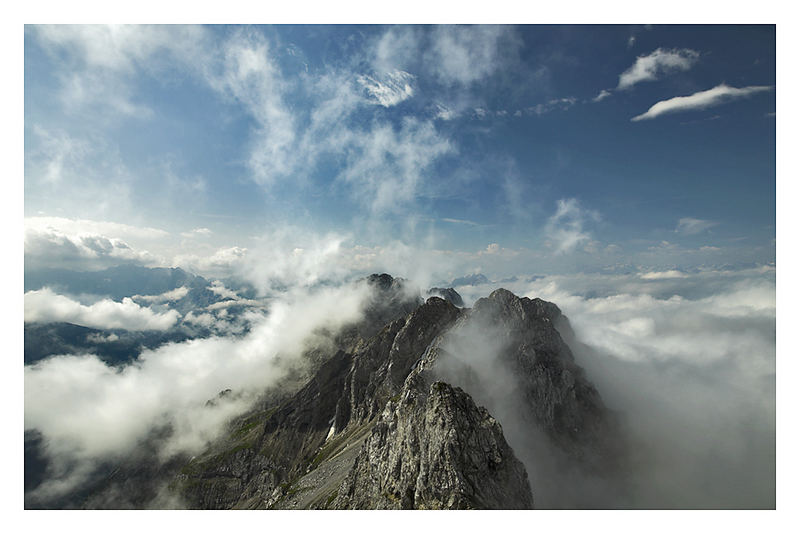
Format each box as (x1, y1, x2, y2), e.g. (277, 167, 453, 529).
(110, 276, 622, 510)
(333, 379, 533, 509)
(426, 287, 464, 307)
(435, 288, 623, 472)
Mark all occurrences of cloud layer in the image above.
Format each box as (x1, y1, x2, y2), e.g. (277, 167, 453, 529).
(444, 267, 775, 508)
(24, 283, 372, 503)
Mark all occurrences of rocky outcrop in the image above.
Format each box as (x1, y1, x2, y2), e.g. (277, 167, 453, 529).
(333, 379, 533, 509)
(167, 279, 622, 509)
(173, 282, 464, 509)
(426, 287, 464, 307)
(428, 288, 624, 472)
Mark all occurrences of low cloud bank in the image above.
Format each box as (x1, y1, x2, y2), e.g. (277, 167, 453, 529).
(24, 283, 371, 504)
(452, 267, 775, 508)
(25, 288, 180, 331)
(24, 266, 775, 508)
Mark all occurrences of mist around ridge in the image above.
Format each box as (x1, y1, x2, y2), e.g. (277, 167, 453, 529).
(23, 266, 775, 509)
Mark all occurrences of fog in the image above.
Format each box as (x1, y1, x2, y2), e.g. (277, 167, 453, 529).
(24, 282, 371, 505)
(443, 267, 775, 508)
(24, 265, 776, 508)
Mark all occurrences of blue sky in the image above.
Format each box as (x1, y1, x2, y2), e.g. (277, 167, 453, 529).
(23, 24, 776, 282)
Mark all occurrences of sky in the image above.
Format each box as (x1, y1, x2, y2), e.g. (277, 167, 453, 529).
(23, 23, 776, 283)
(11, 7, 792, 524)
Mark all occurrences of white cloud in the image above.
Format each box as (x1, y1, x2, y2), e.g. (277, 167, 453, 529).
(639, 270, 688, 280)
(433, 104, 457, 120)
(30, 26, 458, 217)
(632, 84, 773, 121)
(441, 217, 479, 226)
(402, 268, 775, 507)
(24, 283, 372, 501)
(617, 48, 699, 89)
(337, 118, 455, 215)
(26, 216, 169, 241)
(25, 288, 180, 331)
(206, 280, 241, 300)
(676, 217, 718, 235)
(544, 198, 600, 255)
(371, 26, 421, 74)
(25, 218, 165, 271)
(31, 25, 209, 117)
(357, 70, 415, 107)
(86, 333, 120, 343)
(592, 89, 612, 102)
(174, 246, 248, 278)
(180, 227, 212, 239)
(206, 29, 296, 188)
(133, 286, 190, 304)
(426, 25, 517, 86)
(517, 97, 578, 116)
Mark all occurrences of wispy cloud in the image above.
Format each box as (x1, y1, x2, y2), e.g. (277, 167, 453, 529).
(676, 217, 718, 235)
(426, 25, 518, 86)
(592, 89, 612, 102)
(517, 97, 578, 116)
(632, 84, 773, 121)
(357, 70, 415, 107)
(180, 227, 213, 239)
(544, 198, 600, 255)
(617, 48, 699, 90)
(336, 118, 455, 215)
(433, 103, 457, 120)
(441, 217, 479, 226)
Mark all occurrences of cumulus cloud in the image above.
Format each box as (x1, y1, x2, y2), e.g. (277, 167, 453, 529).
(617, 48, 699, 90)
(174, 246, 248, 278)
(357, 69, 415, 107)
(25, 288, 180, 331)
(632, 84, 773, 121)
(544, 198, 600, 255)
(24, 282, 372, 503)
(25, 217, 165, 271)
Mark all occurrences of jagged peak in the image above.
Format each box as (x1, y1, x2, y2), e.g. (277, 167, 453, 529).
(477, 288, 563, 323)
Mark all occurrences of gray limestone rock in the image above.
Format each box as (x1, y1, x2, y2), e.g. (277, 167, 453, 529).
(332, 380, 533, 509)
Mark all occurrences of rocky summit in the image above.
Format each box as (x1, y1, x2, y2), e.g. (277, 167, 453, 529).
(84, 274, 624, 509)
